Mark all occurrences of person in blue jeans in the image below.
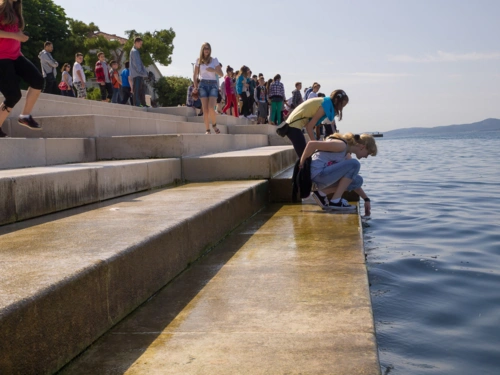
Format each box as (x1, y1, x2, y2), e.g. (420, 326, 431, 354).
(299, 132, 377, 213)
(129, 37, 148, 107)
(192, 42, 224, 134)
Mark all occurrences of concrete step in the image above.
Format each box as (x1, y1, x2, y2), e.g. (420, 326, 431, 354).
(96, 134, 269, 160)
(3, 114, 229, 138)
(0, 159, 181, 226)
(4, 92, 186, 122)
(57, 204, 379, 375)
(0, 137, 96, 170)
(150, 107, 250, 125)
(182, 145, 297, 182)
(0, 180, 268, 375)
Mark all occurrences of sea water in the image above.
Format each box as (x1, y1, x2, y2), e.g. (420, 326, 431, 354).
(360, 131, 500, 375)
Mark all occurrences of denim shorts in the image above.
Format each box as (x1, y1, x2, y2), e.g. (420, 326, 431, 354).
(198, 80, 219, 98)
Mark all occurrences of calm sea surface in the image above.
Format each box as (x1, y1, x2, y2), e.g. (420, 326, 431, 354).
(360, 131, 500, 375)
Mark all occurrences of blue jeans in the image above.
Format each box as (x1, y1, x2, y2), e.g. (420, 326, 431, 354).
(111, 87, 121, 103)
(311, 158, 363, 191)
(133, 76, 146, 106)
(198, 80, 218, 98)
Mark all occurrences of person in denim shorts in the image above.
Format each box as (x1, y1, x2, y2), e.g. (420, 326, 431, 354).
(193, 42, 224, 134)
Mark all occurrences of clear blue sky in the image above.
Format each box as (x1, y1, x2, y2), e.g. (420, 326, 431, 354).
(54, 0, 500, 133)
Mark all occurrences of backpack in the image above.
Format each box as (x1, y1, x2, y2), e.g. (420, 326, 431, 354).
(291, 157, 312, 203)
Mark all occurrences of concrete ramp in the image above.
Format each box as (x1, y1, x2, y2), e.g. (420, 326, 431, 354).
(59, 204, 380, 375)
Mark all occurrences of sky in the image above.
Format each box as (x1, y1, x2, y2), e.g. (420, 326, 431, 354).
(53, 0, 500, 133)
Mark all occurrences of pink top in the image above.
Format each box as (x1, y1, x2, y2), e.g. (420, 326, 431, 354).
(0, 18, 22, 60)
(224, 76, 233, 95)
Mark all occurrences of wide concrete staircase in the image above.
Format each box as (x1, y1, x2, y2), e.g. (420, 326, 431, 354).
(0, 93, 378, 374)
(0, 92, 294, 373)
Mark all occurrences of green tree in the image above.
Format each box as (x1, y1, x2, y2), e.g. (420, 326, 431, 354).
(123, 28, 176, 67)
(154, 76, 191, 107)
(22, 0, 70, 69)
(84, 35, 122, 69)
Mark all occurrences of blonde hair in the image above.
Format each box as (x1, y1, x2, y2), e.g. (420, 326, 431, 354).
(198, 42, 212, 65)
(0, 0, 24, 29)
(328, 132, 378, 156)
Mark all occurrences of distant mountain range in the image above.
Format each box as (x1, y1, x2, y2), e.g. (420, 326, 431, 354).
(384, 118, 500, 137)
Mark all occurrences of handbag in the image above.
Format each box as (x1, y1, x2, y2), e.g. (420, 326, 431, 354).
(58, 81, 69, 91)
(275, 117, 306, 137)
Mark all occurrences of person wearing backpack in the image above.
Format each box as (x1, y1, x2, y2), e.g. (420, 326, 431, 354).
(299, 132, 377, 213)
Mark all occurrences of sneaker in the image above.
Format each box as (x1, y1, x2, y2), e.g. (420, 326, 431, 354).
(18, 115, 42, 130)
(0, 127, 8, 138)
(311, 191, 329, 209)
(327, 198, 356, 211)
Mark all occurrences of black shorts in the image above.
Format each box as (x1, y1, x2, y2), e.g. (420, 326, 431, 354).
(0, 56, 44, 108)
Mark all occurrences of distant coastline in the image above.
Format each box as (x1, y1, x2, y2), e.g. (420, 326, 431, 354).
(383, 118, 500, 137)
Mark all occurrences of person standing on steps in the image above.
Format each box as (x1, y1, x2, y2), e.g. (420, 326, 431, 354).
(73, 52, 87, 99)
(193, 42, 224, 134)
(120, 60, 133, 105)
(39, 41, 58, 95)
(280, 89, 349, 157)
(0, 0, 44, 138)
(129, 36, 149, 107)
(59, 63, 74, 97)
(95, 52, 113, 102)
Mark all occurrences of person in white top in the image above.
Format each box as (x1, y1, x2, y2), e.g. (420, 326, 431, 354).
(306, 82, 321, 100)
(72, 53, 86, 99)
(193, 42, 224, 134)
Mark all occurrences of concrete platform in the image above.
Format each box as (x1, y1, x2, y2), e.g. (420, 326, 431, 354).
(3, 115, 229, 138)
(59, 204, 380, 375)
(96, 134, 269, 160)
(0, 180, 268, 375)
(0, 137, 96, 170)
(0, 159, 181, 225)
(182, 145, 297, 182)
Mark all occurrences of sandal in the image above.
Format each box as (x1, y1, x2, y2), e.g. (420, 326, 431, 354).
(205, 129, 211, 134)
(212, 124, 220, 134)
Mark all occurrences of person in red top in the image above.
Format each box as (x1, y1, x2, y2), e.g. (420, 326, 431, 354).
(0, 0, 44, 137)
(95, 52, 113, 102)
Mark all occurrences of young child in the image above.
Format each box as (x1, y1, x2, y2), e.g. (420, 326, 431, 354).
(282, 89, 349, 157)
(95, 52, 112, 102)
(0, 0, 44, 137)
(299, 132, 377, 213)
(109, 60, 122, 104)
(254, 76, 268, 124)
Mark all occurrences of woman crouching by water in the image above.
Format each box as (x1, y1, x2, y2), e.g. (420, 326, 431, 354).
(299, 132, 377, 214)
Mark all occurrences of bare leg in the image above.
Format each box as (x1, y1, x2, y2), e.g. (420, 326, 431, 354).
(208, 96, 217, 126)
(201, 97, 210, 131)
(20, 87, 42, 116)
(0, 103, 12, 128)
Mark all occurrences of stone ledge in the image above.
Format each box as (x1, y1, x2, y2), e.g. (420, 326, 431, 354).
(182, 146, 297, 182)
(0, 159, 181, 225)
(0, 180, 268, 375)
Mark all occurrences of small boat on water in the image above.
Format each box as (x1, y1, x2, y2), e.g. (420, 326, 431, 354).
(371, 132, 384, 137)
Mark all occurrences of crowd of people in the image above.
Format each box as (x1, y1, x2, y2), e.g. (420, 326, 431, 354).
(0, 0, 152, 139)
(189, 42, 378, 213)
(37, 37, 151, 108)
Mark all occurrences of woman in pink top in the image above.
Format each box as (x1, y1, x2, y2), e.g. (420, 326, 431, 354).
(0, 0, 44, 137)
(222, 65, 239, 117)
